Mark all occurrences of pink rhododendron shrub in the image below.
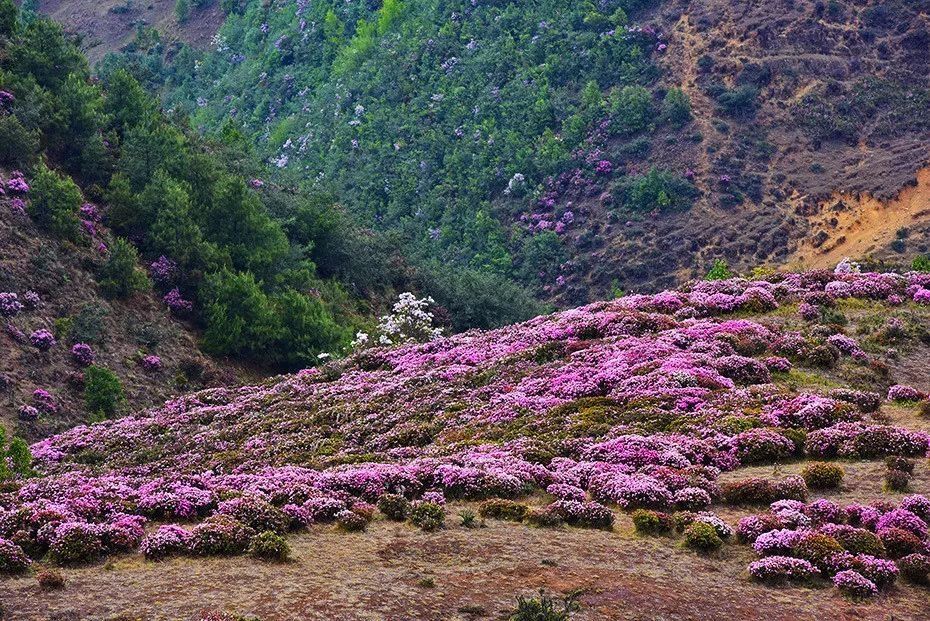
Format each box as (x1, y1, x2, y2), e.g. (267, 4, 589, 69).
(32, 388, 57, 414)
(141, 525, 193, 560)
(3, 268, 930, 579)
(164, 288, 193, 315)
(29, 328, 56, 351)
(748, 556, 819, 583)
(887, 384, 924, 402)
(0, 292, 23, 317)
(0, 538, 31, 573)
(833, 569, 878, 598)
(140, 355, 162, 372)
(70, 343, 95, 366)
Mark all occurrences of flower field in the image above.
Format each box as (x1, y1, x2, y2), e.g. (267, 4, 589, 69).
(4, 268, 930, 613)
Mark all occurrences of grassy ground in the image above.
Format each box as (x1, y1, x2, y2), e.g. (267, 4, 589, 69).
(2, 454, 929, 621)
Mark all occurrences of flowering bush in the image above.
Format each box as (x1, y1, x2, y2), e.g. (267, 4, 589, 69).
(0, 292, 23, 317)
(17, 404, 38, 422)
(141, 355, 162, 372)
(150, 256, 179, 286)
(0, 538, 30, 573)
(548, 500, 614, 530)
(877, 528, 923, 559)
(887, 384, 924, 402)
(353, 292, 442, 348)
(336, 509, 370, 532)
(32, 388, 57, 414)
(191, 515, 254, 556)
(164, 288, 194, 316)
(141, 525, 192, 560)
(748, 556, 819, 583)
(70, 343, 95, 367)
(29, 328, 56, 351)
(49, 522, 104, 564)
(833, 570, 877, 599)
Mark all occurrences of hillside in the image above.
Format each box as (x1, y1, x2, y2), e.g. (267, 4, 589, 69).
(0, 171, 245, 442)
(3, 267, 930, 617)
(36, 0, 223, 64)
(74, 0, 930, 309)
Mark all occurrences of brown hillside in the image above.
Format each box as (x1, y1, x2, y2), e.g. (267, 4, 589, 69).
(37, 0, 224, 64)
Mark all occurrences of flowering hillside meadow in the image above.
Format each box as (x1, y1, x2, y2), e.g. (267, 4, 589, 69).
(4, 266, 930, 618)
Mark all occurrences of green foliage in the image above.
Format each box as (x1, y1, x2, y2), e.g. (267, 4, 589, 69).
(478, 499, 528, 522)
(509, 590, 579, 621)
(683, 521, 723, 552)
(608, 85, 652, 135)
(705, 259, 733, 281)
(620, 168, 697, 212)
(202, 269, 279, 359)
(409, 501, 445, 531)
(912, 255, 930, 272)
(98, 237, 150, 299)
(0, 0, 17, 36)
(801, 462, 844, 490)
(106, 0, 660, 300)
(661, 87, 692, 126)
(248, 531, 290, 561)
(0, 115, 39, 168)
(28, 161, 82, 239)
(0, 427, 33, 480)
(84, 365, 125, 419)
(174, 0, 190, 23)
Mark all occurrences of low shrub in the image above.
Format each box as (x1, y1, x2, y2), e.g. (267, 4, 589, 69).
(217, 496, 288, 533)
(898, 553, 930, 583)
(885, 469, 911, 492)
(830, 527, 886, 557)
(190, 515, 254, 556)
(0, 538, 30, 573)
(878, 527, 923, 559)
(459, 510, 478, 528)
(336, 509, 369, 532)
(409, 502, 445, 531)
(508, 590, 579, 621)
(833, 569, 878, 599)
(49, 522, 104, 565)
(748, 556, 820, 584)
(36, 569, 65, 590)
(377, 494, 411, 521)
(792, 532, 843, 570)
(885, 456, 915, 474)
(801, 462, 844, 490)
(683, 521, 723, 552)
(479, 499, 528, 522)
(525, 507, 563, 528)
(248, 530, 291, 561)
(548, 500, 614, 530)
(140, 524, 192, 560)
(632, 509, 672, 535)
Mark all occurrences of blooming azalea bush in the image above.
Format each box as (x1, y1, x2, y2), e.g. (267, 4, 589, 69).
(141, 525, 193, 560)
(29, 328, 56, 351)
(70, 343, 95, 367)
(0, 538, 30, 573)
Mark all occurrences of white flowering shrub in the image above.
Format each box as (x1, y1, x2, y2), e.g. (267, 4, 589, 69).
(353, 293, 442, 349)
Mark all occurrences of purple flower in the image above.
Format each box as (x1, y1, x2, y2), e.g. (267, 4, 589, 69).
(29, 329, 56, 351)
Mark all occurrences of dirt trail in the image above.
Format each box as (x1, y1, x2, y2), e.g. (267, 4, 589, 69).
(791, 166, 930, 268)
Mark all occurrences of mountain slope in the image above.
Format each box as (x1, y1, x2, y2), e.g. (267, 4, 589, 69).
(78, 0, 930, 308)
(3, 268, 930, 617)
(1, 175, 244, 441)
